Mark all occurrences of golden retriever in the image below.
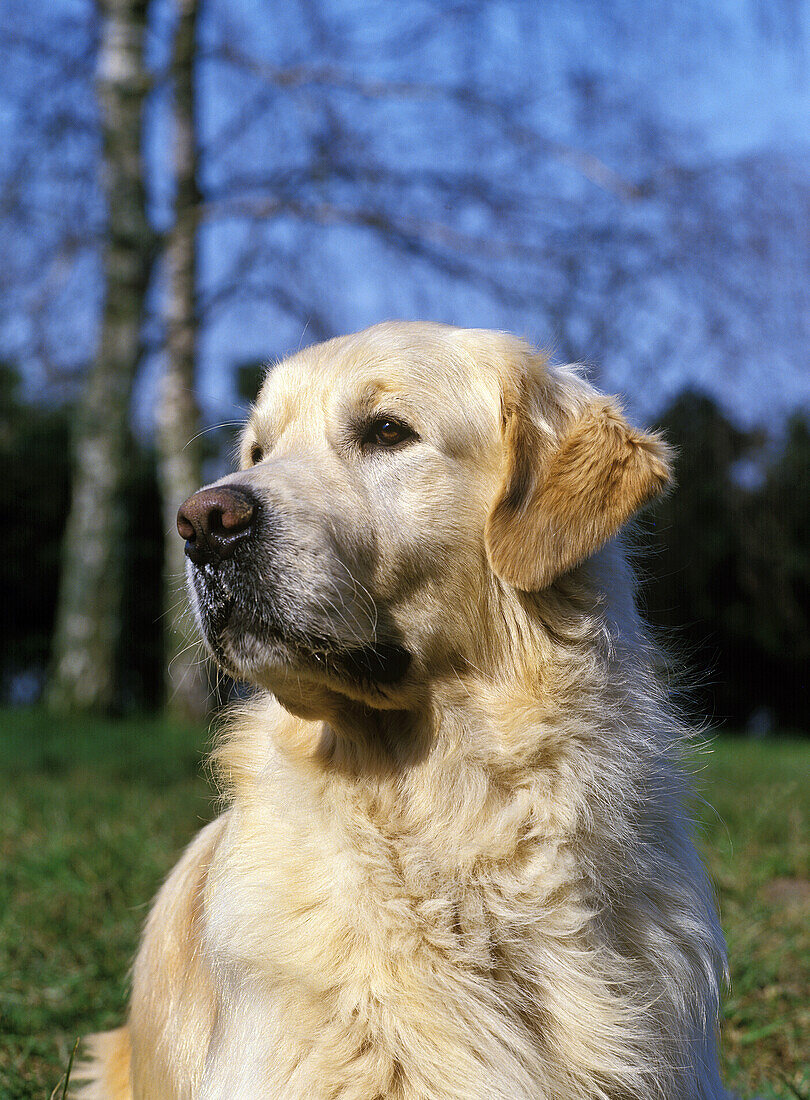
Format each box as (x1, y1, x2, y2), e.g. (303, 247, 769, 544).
(77, 322, 729, 1099)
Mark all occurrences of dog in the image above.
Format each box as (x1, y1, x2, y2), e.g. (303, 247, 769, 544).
(77, 322, 729, 1098)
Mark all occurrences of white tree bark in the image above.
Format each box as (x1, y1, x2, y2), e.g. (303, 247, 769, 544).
(48, 0, 154, 714)
(156, 0, 210, 719)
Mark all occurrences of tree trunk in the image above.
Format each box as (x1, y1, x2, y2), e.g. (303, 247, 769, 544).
(156, 0, 210, 719)
(48, 0, 154, 714)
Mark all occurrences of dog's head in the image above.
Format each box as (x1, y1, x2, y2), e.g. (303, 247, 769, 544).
(178, 322, 670, 716)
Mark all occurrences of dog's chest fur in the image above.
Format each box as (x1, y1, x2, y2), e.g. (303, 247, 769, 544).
(199, 744, 586, 1099)
(196, 714, 722, 1100)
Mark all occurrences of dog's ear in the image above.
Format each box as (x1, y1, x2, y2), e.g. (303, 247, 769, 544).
(485, 378, 672, 591)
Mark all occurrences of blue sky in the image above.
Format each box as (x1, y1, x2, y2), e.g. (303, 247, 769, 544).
(1, 0, 809, 433)
(188, 0, 810, 429)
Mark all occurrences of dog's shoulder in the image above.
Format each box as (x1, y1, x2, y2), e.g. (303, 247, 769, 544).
(128, 814, 228, 1094)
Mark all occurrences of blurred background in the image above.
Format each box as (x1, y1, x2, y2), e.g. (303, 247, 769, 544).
(1, 0, 809, 731)
(2, 4, 810, 1095)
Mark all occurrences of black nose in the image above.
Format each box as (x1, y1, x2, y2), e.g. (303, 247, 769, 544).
(177, 485, 257, 566)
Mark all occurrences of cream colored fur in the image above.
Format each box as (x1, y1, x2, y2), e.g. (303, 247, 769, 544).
(74, 322, 730, 1099)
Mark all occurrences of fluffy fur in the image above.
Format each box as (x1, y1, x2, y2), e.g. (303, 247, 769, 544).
(75, 322, 729, 1099)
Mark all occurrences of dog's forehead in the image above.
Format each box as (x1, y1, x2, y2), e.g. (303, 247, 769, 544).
(249, 324, 521, 440)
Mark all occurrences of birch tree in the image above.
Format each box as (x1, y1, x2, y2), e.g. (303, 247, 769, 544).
(155, 0, 209, 719)
(48, 0, 155, 713)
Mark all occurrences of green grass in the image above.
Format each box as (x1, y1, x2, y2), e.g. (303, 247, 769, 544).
(1, 711, 215, 1098)
(691, 739, 810, 1099)
(0, 708, 209, 786)
(1, 711, 808, 1099)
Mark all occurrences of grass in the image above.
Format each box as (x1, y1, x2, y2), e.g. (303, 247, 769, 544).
(691, 738, 810, 1098)
(1, 710, 809, 1099)
(1, 711, 214, 1098)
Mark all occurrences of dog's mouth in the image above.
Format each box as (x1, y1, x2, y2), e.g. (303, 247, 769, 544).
(280, 635, 411, 686)
(189, 562, 411, 690)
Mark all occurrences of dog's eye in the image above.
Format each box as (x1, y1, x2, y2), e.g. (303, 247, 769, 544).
(249, 444, 263, 465)
(362, 418, 416, 449)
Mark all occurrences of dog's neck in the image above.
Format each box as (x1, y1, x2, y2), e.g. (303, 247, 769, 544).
(216, 570, 667, 881)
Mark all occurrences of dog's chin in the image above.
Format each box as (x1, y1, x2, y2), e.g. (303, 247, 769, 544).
(196, 607, 412, 707)
(189, 561, 412, 707)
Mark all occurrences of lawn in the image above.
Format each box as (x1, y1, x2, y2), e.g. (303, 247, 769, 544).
(1, 710, 808, 1099)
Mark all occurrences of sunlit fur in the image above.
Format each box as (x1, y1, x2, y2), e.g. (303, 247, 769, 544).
(75, 322, 729, 1099)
